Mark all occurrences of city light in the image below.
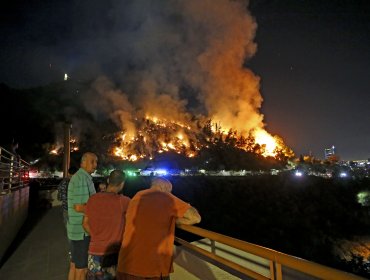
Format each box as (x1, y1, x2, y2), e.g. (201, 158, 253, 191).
(155, 169, 168, 176)
(126, 170, 137, 177)
(295, 171, 303, 177)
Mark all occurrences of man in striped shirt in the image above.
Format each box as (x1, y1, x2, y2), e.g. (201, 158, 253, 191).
(67, 152, 98, 280)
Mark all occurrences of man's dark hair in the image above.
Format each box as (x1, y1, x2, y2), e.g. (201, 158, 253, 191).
(109, 170, 126, 186)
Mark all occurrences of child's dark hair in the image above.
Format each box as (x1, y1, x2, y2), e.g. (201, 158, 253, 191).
(109, 170, 126, 186)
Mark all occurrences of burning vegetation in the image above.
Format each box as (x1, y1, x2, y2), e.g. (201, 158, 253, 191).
(48, 138, 79, 156)
(111, 116, 294, 162)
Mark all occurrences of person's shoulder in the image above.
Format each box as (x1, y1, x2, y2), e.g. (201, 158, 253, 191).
(150, 190, 177, 203)
(120, 195, 131, 203)
(132, 188, 149, 198)
(79, 169, 92, 179)
(162, 191, 176, 199)
(88, 192, 100, 200)
(73, 169, 92, 183)
(86, 192, 107, 207)
(69, 169, 81, 181)
(164, 192, 186, 204)
(91, 192, 114, 200)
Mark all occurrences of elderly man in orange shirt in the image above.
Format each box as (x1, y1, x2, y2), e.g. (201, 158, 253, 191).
(117, 177, 201, 280)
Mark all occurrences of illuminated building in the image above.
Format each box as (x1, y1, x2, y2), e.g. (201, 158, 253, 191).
(324, 145, 336, 159)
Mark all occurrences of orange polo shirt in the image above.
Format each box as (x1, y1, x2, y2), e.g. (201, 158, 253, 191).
(117, 189, 190, 277)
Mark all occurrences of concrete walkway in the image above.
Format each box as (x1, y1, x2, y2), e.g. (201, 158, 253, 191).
(0, 207, 69, 280)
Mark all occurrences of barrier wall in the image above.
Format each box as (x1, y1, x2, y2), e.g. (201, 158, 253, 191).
(0, 187, 29, 261)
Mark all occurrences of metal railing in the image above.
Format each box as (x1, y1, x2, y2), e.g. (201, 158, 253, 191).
(176, 224, 365, 280)
(0, 146, 30, 194)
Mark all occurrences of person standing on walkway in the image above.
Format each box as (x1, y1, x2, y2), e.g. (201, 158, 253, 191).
(67, 152, 98, 280)
(57, 166, 78, 228)
(83, 169, 131, 280)
(117, 177, 201, 280)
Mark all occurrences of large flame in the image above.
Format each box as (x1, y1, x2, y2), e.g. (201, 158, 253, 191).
(253, 129, 277, 157)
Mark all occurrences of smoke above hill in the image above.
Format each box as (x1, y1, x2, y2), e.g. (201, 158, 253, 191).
(64, 0, 292, 160)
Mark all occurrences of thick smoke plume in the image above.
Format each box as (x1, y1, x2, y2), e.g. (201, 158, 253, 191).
(83, 1, 261, 128)
(62, 0, 292, 159)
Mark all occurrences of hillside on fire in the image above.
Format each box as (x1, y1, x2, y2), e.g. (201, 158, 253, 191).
(0, 81, 293, 170)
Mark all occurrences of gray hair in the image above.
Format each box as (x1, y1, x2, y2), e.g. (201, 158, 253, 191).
(151, 177, 172, 192)
(81, 152, 97, 163)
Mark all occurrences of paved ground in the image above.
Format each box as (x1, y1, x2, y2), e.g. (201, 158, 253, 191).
(0, 206, 69, 280)
(0, 206, 202, 280)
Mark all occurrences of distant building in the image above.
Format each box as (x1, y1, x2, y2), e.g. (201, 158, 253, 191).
(352, 160, 369, 167)
(324, 145, 336, 159)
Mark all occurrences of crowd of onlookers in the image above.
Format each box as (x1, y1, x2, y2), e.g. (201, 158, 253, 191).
(58, 152, 201, 280)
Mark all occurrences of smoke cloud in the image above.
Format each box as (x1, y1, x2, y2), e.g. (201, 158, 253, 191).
(76, 0, 264, 138)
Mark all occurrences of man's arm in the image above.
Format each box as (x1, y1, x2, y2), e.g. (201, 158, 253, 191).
(74, 203, 86, 213)
(82, 215, 90, 234)
(176, 206, 201, 225)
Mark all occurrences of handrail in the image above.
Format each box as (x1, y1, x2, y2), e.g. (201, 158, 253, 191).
(0, 146, 30, 194)
(176, 224, 365, 280)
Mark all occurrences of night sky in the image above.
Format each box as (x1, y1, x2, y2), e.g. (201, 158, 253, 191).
(249, 0, 370, 160)
(1, 0, 369, 160)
